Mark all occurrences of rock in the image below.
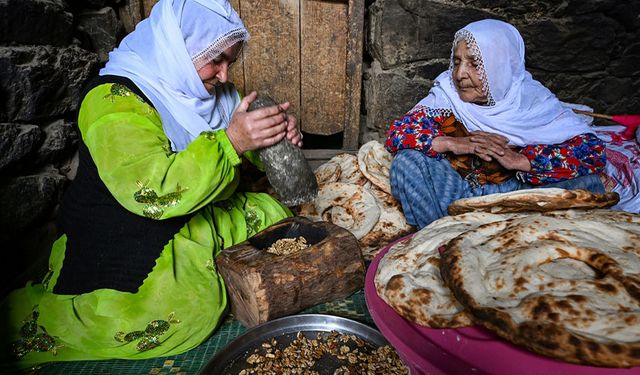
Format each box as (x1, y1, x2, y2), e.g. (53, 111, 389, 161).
(0, 45, 99, 122)
(368, 0, 494, 68)
(0, 123, 43, 173)
(0, 0, 73, 46)
(35, 120, 79, 165)
(76, 7, 122, 62)
(364, 61, 432, 139)
(247, 95, 318, 207)
(0, 173, 66, 232)
(521, 15, 616, 72)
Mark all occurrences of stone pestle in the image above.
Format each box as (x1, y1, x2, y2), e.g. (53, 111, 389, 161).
(247, 94, 318, 206)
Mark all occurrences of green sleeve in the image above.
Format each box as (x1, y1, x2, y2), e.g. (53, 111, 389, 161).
(78, 83, 242, 219)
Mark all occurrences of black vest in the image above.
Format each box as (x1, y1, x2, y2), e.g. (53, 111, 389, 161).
(54, 76, 192, 294)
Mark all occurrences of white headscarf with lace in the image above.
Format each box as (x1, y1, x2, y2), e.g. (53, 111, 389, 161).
(416, 19, 593, 147)
(101, 0, 249, 151)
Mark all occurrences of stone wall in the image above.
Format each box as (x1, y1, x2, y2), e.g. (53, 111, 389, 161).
(0, 0, 126, 295)
(362, 0, 640, 142)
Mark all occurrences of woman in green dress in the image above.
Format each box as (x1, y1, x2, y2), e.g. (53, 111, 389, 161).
(1, 0, 301, 370)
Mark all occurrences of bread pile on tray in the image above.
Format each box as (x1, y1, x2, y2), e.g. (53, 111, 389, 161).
(296, 141, 414, 260)
(376, 188, 640, 368)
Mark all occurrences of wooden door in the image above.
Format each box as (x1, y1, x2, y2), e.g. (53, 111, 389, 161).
(230, 0, 364, 151)
(124, 0, 364, 151)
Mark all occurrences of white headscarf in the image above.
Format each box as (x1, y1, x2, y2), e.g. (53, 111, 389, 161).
(416, 19, 593, 147)
(100, 0, 249, 151)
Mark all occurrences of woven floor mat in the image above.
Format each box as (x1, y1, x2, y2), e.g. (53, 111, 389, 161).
(34, 289, 373, 375)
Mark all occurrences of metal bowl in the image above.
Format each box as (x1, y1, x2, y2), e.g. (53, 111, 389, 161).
(198, 314, 389, 374)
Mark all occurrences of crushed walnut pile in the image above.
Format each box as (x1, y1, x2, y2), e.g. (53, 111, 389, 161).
(234, 330, 408, 375)
(266, 236, 310, 256)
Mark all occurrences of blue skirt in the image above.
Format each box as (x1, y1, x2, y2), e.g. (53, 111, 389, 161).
(390, 149, 605, 229)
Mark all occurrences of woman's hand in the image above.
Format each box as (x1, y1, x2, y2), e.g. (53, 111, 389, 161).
(432, 131, 508, 160)
(225, 91, 290, 154)
(285, 113, 303, 147)
(482, 146, 531, 171)
(432, 131, 530, 171)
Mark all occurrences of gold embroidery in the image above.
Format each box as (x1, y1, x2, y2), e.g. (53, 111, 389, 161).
(201, 131, 216, 141)
(158, 136, 174, 156)
(114, 313, 181, 352)
(134, 181, 188, 219)
(12, 310, 62, 358)
(245, 208, 261, 237)
(104, 83, 146, 104)
(205, 259, 216, 273)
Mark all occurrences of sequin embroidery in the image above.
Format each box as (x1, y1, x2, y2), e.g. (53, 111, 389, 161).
(134, 181, 188, 219)
(104, 83, 146, 104)
(245, 207, 261, 237)
(158, 136, 174, 156)
(12, 310, 61, 359)
(114, 312, 181, 352)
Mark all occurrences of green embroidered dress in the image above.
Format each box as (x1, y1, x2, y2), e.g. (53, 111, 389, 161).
(0, 83, 291, 370)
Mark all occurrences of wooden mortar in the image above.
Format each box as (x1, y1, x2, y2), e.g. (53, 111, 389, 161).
(216, 216, 365, 327)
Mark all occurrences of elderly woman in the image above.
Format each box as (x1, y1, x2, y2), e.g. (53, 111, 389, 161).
(1, 0, 300, 369)
(386, 19, 606, 229)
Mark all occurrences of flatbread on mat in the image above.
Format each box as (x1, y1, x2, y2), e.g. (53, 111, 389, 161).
(447, 188, 620, 215)
(358, 140, 393, 194)
(359, 186, 414, 260)
(314, 153, 369, 187)
(440, 209, 640, 368)
(311, 182, 380, 240)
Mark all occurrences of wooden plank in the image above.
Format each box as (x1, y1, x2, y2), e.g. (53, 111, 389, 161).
(118, 0, 144, 34)
(142, 0, 158, 18)
(343, 0, 365, 150)
(303, 148, 355, 170)
(228, 0, 245, 94)
(239, 0, 300, 120)
(300, 0, 348, 136)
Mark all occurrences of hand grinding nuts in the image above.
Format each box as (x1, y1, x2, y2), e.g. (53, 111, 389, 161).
(247, 94, 318, 206)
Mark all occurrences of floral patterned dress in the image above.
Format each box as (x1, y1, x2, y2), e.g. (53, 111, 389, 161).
(385, 105, 606, 186)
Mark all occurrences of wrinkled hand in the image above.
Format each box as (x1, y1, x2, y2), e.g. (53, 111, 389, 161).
(225, 91, 290, 154)
(433, 131, 530, 171)
(433, 131, 508, 159)
(285, 114, 303, 147)
(483, 146, 531, 171)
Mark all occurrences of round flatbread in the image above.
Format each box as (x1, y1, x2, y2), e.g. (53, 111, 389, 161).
(375, 212, 522, 328)
(314, 153, 369, 187)
(313, 182, 380, 239)
(358, 140, 393, 194)
(440, 209, 640, 367)
(359, 187, 414, 260)
(447, 188, 620, 215)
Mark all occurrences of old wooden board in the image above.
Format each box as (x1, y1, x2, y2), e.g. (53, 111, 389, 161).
(228, 0, 245, 92)
(343, 0, 365, 150)
(142, 0, 158, 18)
(300, 0, 348, 137)
(118, 0, 144, 34)
(236, 0, 301, 121)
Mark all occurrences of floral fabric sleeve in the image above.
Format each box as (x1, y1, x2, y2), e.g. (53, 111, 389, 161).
(384, 105, 446, 158)
(518, 133, 606, 185)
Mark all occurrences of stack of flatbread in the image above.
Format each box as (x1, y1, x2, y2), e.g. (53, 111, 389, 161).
(296, 141, 415, 259)
(376, 188, 640, 368)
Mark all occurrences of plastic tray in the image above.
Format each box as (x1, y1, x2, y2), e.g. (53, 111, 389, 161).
(364, 234, 640, 375)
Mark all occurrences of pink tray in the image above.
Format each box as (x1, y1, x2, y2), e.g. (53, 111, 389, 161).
(365, 234, 640, 375)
